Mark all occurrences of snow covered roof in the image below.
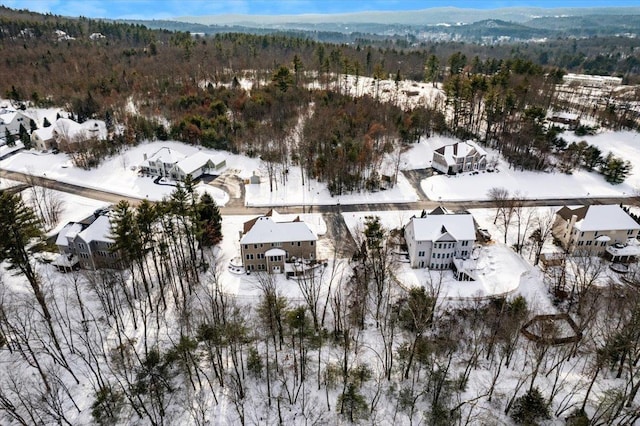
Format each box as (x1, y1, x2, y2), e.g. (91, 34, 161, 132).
(174, 151, 225, 175)
(407, 212, 476, 242)
(32, 126, 54, 141)
(145, 147, 186, 166)
(434, 140, 487, 166)
(0, 108, 26, 125)
(265, 248, 286, 256)
(56, 222, 83, 246)
(557, 205, 640, 232)
(77, 215, 114, 243)
(53, 118, 107, 141)
(606, 239, 640, 256)
(241, 215, 317, 245)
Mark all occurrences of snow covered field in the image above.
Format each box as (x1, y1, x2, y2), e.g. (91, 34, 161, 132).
(0, 141, 233, 205)
(403, 134, 638, 201)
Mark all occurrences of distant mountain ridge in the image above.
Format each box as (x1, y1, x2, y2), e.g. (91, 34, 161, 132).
(174, 6, 640, 26)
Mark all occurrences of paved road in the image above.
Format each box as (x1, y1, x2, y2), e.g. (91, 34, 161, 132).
(2, 168, 639, 215)
(0, 169, 145, 205)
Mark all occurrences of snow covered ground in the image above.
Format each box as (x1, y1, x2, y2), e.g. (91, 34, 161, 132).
(341, 210, 532, 300)
(216, 212, 333, 299)
(405, 135, 638, 201)
(0, 141, 232, 205)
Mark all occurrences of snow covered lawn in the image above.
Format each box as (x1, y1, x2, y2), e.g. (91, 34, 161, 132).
(216, 212, 332, 298)
(0, 141, 234, 205)
(413, 135, 637, 201)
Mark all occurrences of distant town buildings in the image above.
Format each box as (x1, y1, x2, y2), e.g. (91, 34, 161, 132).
(562, 73, 623, 88)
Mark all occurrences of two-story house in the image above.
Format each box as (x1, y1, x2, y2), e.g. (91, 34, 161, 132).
(552, 205, 640, 256)
(240, 210, 317, 274)
(53, 210, 121, 271)
(140, 148, 226, 181)
(404, 206, 476, 269)
(0, 108, 30, 140)
(52, 118, 108, 152)
(432, 140, 487, 175)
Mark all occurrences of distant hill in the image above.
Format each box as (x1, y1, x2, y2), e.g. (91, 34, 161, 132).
(121, 7, 640, 44)
(174, 6, 640, 27)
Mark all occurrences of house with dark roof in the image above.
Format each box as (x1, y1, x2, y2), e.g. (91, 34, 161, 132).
(403, 206, 476, 270)
(239, 209, 317, 274)
(552, 205, 640, 257)
(432, 140, 487, 175)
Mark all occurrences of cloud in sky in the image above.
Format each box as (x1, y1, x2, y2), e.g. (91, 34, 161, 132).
(4, 0, 640, 20)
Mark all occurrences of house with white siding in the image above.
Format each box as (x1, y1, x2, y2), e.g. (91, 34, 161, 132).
(404, 206, 476, 270)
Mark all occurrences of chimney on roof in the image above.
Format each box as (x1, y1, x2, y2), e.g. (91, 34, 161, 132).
(143, 153, 147, 160)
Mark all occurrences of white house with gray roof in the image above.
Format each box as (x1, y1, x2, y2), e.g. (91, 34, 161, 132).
(404, 206, 476, 269)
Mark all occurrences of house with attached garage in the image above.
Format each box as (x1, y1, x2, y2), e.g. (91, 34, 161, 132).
(552, 205, 640, 261)
(239, 209, 317, 274)
(52, 118, 108, 152)
(432, 140, 487, 175)
(404, 206, 476, 270)
(140, 147, 226, 181)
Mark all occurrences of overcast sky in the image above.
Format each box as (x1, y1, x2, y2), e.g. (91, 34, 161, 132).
(4, 0, 640, 20)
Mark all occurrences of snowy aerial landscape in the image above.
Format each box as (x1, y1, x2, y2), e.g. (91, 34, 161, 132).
(1, 2, 640, 426)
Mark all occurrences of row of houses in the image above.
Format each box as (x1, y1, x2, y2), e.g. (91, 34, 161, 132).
(0, 106, 108, 151)
(53, 203, 640, 277)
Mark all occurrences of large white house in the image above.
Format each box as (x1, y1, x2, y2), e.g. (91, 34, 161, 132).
(53, 118, 108, 151)
(552, 205, 640, 259)
(140, 147, 226, 181)
(404, 206, 476, 269)
(432, 140, 487, 175)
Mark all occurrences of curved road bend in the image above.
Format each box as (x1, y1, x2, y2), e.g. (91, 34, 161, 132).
(2, 169, 638, 215)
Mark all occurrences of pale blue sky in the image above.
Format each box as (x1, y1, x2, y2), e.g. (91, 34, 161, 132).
(3, 0, 639, 20)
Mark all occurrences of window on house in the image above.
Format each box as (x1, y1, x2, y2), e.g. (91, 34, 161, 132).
(254, 244, 258, 249)
(578, 241, 584, 246)
(418, 251, 425, 257)
(586, 241, 592, 246)
(628, 230, 635, 235)
(310, 241, 314, 246)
